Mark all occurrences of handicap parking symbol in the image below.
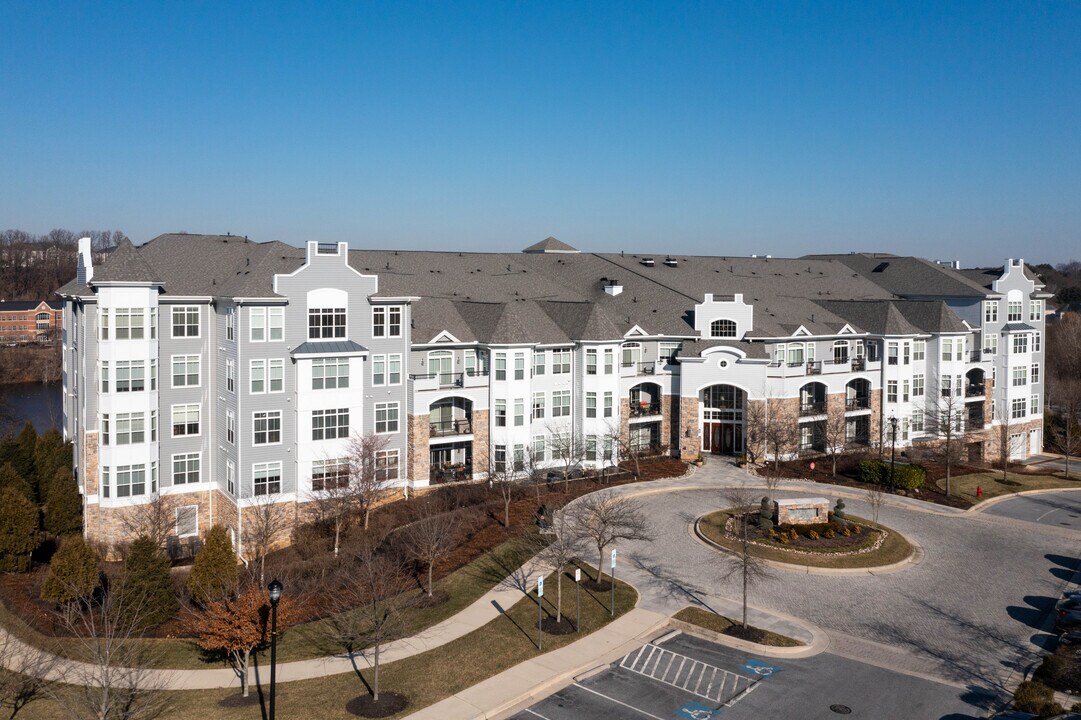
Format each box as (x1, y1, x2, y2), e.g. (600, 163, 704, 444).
(675, 701, 719, 719)
(742, 659, 780, 677)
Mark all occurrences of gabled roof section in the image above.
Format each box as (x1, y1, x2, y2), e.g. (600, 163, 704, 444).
(91, 239, 160, 284)
(539, 301, 623, 341)
(804, 253, 991, 298)
(522, 236, 578, 254)
(811, 300, 923, 336)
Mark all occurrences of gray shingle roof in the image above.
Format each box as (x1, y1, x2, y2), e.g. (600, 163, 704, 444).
(292, 340, 368, 355)
(91, 238, 160, 283)
(522, 236, 579, 253)
(0, 300, 62, 311)
(804, 253, 991, 298)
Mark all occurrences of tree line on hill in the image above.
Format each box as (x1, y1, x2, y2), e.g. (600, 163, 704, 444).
(0, 228, 126, 301)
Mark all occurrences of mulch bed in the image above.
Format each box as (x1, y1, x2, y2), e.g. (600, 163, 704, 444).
(346, 692, 409, 718)
(217, 693, 262, 708)
(412, 588, 450, 609)
(539, 616, 577, 635)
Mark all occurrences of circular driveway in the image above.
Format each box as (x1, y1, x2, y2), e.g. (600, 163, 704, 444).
(604, 461, 1081, 691)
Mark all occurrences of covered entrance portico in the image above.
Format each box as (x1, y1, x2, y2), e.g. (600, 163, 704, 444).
(701, 384, 745, 455)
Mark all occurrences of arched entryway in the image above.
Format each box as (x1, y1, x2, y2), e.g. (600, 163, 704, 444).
(701, 384, 745, 455)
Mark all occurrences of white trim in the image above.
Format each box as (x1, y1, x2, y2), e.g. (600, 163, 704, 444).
(428, 330, 461, 343)
(252, 409, 283, 446)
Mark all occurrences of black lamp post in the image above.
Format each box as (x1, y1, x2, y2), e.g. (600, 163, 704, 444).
(888, 414, 898, 490)
(268, 579, 283, 720)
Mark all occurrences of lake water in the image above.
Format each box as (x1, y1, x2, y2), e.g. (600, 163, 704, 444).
(0, 382, 63, 433)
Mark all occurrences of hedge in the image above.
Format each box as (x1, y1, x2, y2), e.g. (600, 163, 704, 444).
(859, 459, 926, 491)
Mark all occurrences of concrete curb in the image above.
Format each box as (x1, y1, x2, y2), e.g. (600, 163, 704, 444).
(965, 484, 1081, 515)
(666, 617, 828, 660)
(691, 516, 922, 577)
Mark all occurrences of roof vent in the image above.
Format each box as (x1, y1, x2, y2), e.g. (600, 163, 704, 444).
(663, 257, 678, 267)
(640, 257, 655, 267)
(603, 278, 623, 296)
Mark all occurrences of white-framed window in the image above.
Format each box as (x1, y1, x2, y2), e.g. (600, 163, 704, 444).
(150, 309, 156, 339)
(659, 342, 680, 363)
(375, 402, 399, 433)
(913, 340, 926, 361)
(115, 412, 145, 445)
(941, 375, 953, 397)
(552, 390, 571, 417)
(100, 310, 109, 340)
(310, 306, 347, 339)
(552, 348, 571, 374)
(533, 350, 545, 376)
(586, 436, 598, 462)
(513, 444, 526, 471)
(985, 333, 998, 355)
(376, 450, 399, 482)
(1030, 300, 1042, 321)
(621, 343, 642, 367)
(586, 392, 597, 418)
(250, 359, 266, 393)
(1035, 332, 1042, 352)
(604, 348, 614, 374)
(493, 445, 507, 472)
(176, 505, 199, 537)
(1013, 334, 1029, 354)
(514, 353, 525, 380)
(101, 466, 110, 498)
(250, 307, 266, 342)
(911, 409, 925, 433)
(604, 391, 613, 418)
(171, 305, 200, 338)
(253, 461, 281, 495)
(172, 404, 200, 437)
(888, 342, 899, 365)
(311, 458, 349, 491)
(787, 344, 805, 366)
(100, 360, 109, 393)
(371, 306, 402, 338)
(150, 410, 157, 441)
(913, 374, 925, 397)
(371, 354, 399, 386)
(226, 358, 235, 393)
(226, 459, 235, 495)
(268, 358, 284, 393)
(116, 360, 145, 392)
(115, 308, 145, 340)
(938, 340, 950, 362)
(268, 307, 284, 341)
(172, 452, 201, 485)
(312, 408, 349, 440)
(171, 355, 200, 388)
(494, 353, 506, 381)
(1032, 363, 1040, 385)
(495, 400, 507, 427)
(532, 392, 545, 419)
(887, 381, 898, 403)
(984, 301, 998, 323)
(903, 342, 911, 365)
(313, 357, 349, 389)
(226, 307, 235, 341)
(253, 410, 282, 445)
(710, 319, 737, 338)
(902, 380, 910, 402)
(150, 359, 157, 391)
(586, 349, 597, 375)
(151, 461, 157, 492)
(115, 464, 146, 497)
(514, 399, 525, 426)
(1007, 301, 1023, 322)
(1031, 393, 1040, 415)
(532, 435, 546, 462)
(1012, 366, 1027, 386)
(226, 408, 236, 444)
(1011, 397, 1027, 419)
(101, 414, 110, 445)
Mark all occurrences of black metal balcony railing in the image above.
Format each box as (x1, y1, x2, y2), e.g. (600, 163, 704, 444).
(429, 418, 473, 437)
(851, 358, 866, 371)
(799, 401, 826, 416)
(806, 361, 822, 375)
(969, 350, 983, 362)
(965, 384, 985, 398)
(622, 361, 656, 375)
(846, 396, 870, 410)
(629, 402, 661, 417)
(410, 369, 490, 387)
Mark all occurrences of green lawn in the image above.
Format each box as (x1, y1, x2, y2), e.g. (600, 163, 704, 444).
(17, 562, 638, 720)
(940, 470, 1081, 505)
(672, 607, 803, 647)
(698, 511, 914, 569)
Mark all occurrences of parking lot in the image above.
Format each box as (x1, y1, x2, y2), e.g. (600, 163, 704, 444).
(984, 491, 1081, 532)
(508, 632, 986, 720)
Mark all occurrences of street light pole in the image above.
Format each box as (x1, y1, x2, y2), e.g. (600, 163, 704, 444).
(888, 414, 898, 491)
(268, 579, 283, 720)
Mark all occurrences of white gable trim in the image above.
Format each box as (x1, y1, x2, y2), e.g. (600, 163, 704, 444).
(624, 325, 648, 338)
(428, 330, 461, 344)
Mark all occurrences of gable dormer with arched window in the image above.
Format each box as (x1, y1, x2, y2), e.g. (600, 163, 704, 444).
(694, 293, 753, 340)
(710, 319, 737, 338)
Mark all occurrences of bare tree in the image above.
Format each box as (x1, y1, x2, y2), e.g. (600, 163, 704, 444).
(864, 483, 886, 527)
(479, 448, 517, 529)
(346, 432, 394, 531)
(117, 495, 177, 553)
(720, 483, 773, 630)
(0, 631, 56, 719)
(400, 502, 461, 597)
(536, 503, 585, 626)
(997, 397, 1017, 485)
(1048, 377, 1081, 480)
(571, 491, 652, 586)
(307, 456, 359, 557)
(547, 427, 586, 490)
(821, 400, 849, 477)
(746, 391, 797, 477)
(603, 420, 642, 480)
(241, 494, 292, 587)
(925, 382, 967, 496)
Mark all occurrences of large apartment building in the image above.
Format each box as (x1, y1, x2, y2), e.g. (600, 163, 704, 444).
(58, 234, 1050, 554)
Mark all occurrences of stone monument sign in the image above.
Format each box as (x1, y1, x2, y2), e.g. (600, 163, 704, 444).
(774, 497, 830, 525)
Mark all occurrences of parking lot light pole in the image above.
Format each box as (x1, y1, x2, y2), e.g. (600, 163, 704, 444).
(575, 567, 581, 632)
(610, 549, 617, 617)
(536, 575, 544, 651)
(888, 414, 898, 490)
(268, 579, 283, 720)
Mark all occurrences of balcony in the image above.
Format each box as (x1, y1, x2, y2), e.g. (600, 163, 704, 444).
(799, 401, 826, 417)
(629, 401, 661, 418)
(806, 361, 822, 376)
(429, 418, 473, 437)
(621, 361, 656, 377)
(411, 369, 489, 391)
(845, 396, 871, 411)
(965, 384, 985, 398)
(969, 350, 984, 362)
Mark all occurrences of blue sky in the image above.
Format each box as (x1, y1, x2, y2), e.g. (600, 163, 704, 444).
(2, 1, 1079, 265)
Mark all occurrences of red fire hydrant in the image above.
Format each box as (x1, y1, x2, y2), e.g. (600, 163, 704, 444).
(976, 485, 983, 499)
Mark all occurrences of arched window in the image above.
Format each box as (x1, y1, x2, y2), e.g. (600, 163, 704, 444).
(428, 350, 453, 386)
(36, 312, 50, 321)
(621, 342, 642, 368)
(710, 319, 736, 338)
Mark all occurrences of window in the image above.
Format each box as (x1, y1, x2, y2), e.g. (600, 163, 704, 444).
(1012, 366, 1027, 386)
(888, 342, 898, 365)
(101, 414, 109, 445)
(1032, 394, 1041, 414)
(833, 341, 849, 364)
(171, 306, 200, 337)
(226, 409, 235, 444)
(941, 375, 953, 397)
(585, 392, 597, 418)
(495, 353, 506, 381)
(913, 374, 925, 397)
(268, 307, 284, 341)
(532, 436, 545, 462)
(115, 464, 146, 497)
(586, 436, 598, 462)
(371, 306, 402, 338)
(985, 301, 999, 323)
(622, 343, 642, 367)
(903, 342, 911, 365)
(172, 404, 200, 437)
(388, 355, 401, 385)
(226, 307, 235, 341)
(604, 392, 613, 418)
(250, 359, 266, 393)
(100, 361, 109, 392)
(586, 349, 597, 375)
(867, 342, 879, 362)
(911, 409, 925, 433)
(226, 358, 235, 392)
(149, 359, 156, 391)
(250, 307, 266, 341)
(939, 340, 951, 362)
(514, 353, 525, 380)
(552, 391, 571, 417)
(375, 402, 399, 433)
(269, 358, 284, 393)
(115, 308, 144, 339)
(985, 333, 998, 355)
(101, 466, 109, 498)
(494, 445, 507, 472)
(913, 340, 926, 361)
(309, 307, 346, 339)
(604, 349, 614, 374)
(1008, 301, 1023, 322)
(1030, 300, 1042, 321)
(495, 400, 507, 427)
(100, 310, 109, 340)
(532, 392, 545, 419)
(311, 458, 349, 491)
(660, 343, 680, 363)
(150, 309, 156, 339)
(313, 357, 349, 389)
(1013, 334, 1029, 354)
(253, 462, 281, 495)
(172, 355, 200, 387)
(253, 411, 281, 445)
(150, 410, 157, 441)
(1032, 363, 1040, 385)
(1035, 332, 1042, 352)
(376, 450, 399, 482)
(514, 399, 524, 426)
(115, 413, 145, 445)
(312, 408, 349, 440)
(513, 444, 525, 471)
(788, 344, 805, 366)
(532, 351, 545, 376)
(902, 380, 910, 402)
(176, 506, 198, 538)
(1011, 397, 1027, 419)
(172, 452, 200, 485)
(151, 461, 158, 492)
(226, 460, 235, 494)
(887, 381, 898, 404)
(710, 319, 737, 338)
(553, 349, 571, 374)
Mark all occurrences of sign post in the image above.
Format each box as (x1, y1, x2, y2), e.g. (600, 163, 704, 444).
(574, 568, 581, 632)
(610, 549, 617, 617)
(536, 575, 544, 651)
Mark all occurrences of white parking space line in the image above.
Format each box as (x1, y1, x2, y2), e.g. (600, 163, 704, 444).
(523, 708, 555, 720)
(1037, 507, 1061, 523)
(615, 643, 757, 705)
(572, 683, 667, 720)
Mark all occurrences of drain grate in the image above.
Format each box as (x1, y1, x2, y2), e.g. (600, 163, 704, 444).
(830, 704, 852, 714)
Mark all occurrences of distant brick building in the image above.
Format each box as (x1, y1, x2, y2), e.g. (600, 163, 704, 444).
(0, 300, 63, 343)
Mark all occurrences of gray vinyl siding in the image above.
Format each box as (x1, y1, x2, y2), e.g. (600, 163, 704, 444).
(214, 302, 239, 497)
(158, 302, 213, 489)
